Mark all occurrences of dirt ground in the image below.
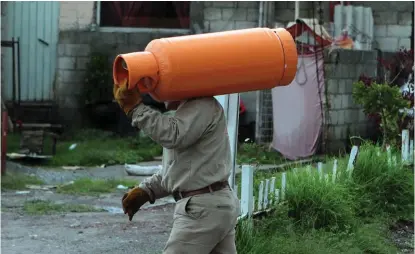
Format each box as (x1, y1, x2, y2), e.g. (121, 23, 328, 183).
(1, 162, 177, 254)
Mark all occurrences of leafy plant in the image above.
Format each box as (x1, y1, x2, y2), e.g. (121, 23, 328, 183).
(83, 51, 113, 104)
(352, 81, 409, 147)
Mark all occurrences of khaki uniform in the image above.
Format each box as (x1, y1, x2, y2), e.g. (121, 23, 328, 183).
(131, 97, 240, 254)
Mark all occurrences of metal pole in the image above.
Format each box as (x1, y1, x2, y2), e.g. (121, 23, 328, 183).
(1, 110, 8, 175)
(295, 1, 300, 20)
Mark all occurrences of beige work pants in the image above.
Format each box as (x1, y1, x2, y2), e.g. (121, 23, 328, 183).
(163, 188, 240, 254)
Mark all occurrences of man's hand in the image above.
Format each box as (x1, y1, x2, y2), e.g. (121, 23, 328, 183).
(122, 187, 150, 221)
(113, 79, 142, 116)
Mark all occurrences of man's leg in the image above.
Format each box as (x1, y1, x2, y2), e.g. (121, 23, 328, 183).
(210, 228, 237, 254)
(163, 189, 239, 254)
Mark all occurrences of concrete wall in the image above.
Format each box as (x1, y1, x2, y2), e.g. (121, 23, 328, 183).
(59, 1, 94, 31)
(1, 2, 7, 93)
(323, 49, 378, 152)
(273, 1, 414, 52)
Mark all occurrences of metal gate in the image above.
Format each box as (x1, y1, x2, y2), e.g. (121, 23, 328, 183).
(3, 1, 60, 102)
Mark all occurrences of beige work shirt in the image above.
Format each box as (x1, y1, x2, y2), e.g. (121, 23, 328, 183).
(131, 97, 231, 203)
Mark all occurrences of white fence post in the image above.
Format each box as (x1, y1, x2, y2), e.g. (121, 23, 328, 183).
(402, 129, 409, 164)
(275, 189, 280, 204)
(264, 179, 270, 209)
(386, 145, 392, 166)
(257, 181, 264, 211)
(347, 146, 359, 177)
(281, 172, 287, 201)
(410, 140, 414, 164)
(332, 159, 338, 183)
(240, 165, 254, 217)
(317, 162, 323, 180)
(269, 177, 276, 206)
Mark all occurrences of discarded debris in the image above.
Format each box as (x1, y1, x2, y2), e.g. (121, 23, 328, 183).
(25, 184, 57, 190)
(62, 166, 83, 171)
(69, 144, 77, 150)
(125, 164, 162, 176)
(117, 184, 128, 190)
(15, 191, 31, 195)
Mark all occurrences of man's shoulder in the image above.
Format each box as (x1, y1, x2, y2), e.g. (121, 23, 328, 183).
(184, 97, 218, 108)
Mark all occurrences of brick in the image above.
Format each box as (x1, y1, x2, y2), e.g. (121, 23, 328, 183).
(398, 12, 413, 25)
(234, 21, 257, 29)
(373, 11, 398, 25)
(76, 57, 89, 70)
(334, 125, 347, 139)
(237, 2, 258, 8)
(58, 57, 76, 70)
(204, 8, 222, 20)
(247, 8, 259, 22)
(222, 8, 247, 21)
(209, 20, 235, 32)
(341, 94, 350, 109)
(398, 38, 411, 49)
(387, 25, 412, 37)
(374, 25, 388, 37)
(330, 94, 342, 110)
(329, 110, 338, 125)
(58, 44, 65, 57)
(326, 79, 338, 94)
(212, 1, 235, 8)
(64, 44, 90, 57)
(376, 37, 399, 52)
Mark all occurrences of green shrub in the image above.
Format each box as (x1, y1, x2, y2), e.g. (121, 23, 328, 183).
(351, 143, 414, 218)
(284, 169, 356, 231)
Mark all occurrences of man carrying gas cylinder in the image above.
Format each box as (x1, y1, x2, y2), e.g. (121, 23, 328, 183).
(113, 78, 240, 254)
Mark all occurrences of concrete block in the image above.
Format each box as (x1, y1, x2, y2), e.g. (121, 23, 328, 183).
(338, 79, 346, 94)
(398, 12, 413, 25)
(373, 11, 398, 25)
(341, 94, 350, 109)
(347, 64, 357, 79)
(62, 70, 79, 83)
(326, 79, 338, 94)
(234, 21, 257, 29)
(344, 79, 354, 94)
(377, 37, 399, 52)
(374, 25, 387, 37)
(324, 64, 335, 77)
(58, 57, 76, 70)
(334, 125, 347, 139)
(58, 44, 65, 57)
(330, 94, 342, 110)
(394, 2, 414, 11)
(204, 8, 222, 20)
(203, 21, 210, 33)
(337, 110, 345, 124)
(345, 109, 359, 124)
(358, 109, 367, 122)
(387, 25, 412, 38)
(327, 140, 346, 153)
(398, 38, 411, 49)
(274, 2, 288, 9)
(275, 9, 295, 23)
(76, 57, 89, 70)
(128, 32, 152, 45)
(212, 1, 235, 8)
(65, 44, 90, 57)
(247, 8, 259, 22)
(237, 2, 258, 8)
(209, 20, 235, 32)
(204, 2, 213, 7)
(329, 110, 338, 125)
(222, 8, 247, 21)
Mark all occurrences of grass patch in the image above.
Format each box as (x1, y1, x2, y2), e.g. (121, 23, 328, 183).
(236, 214, 398, 254)
(23, 200, 105, 215)
(236, 143, 413, 253)
(1, 172, 44, 190)
(7, 129, 163, 167)
(237, 143, 287, 165)
(56, 178, 137, 195)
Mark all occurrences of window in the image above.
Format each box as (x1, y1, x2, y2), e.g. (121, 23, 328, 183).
(99, 1, 190, 29)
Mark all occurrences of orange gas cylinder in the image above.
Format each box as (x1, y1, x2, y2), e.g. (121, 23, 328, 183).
(113, 28, 298, 102)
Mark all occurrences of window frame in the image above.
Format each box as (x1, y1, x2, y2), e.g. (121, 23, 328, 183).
(96, 1, 191, 34)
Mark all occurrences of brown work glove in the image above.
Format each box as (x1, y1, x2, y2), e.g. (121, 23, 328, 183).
(122, 187, 150, 221)
(113, 79, 142, 116)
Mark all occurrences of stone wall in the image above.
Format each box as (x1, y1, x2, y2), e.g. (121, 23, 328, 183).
(1, 2, 7, 94)
(323, 49, 378, 152)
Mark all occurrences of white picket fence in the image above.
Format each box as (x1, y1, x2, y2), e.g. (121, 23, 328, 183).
(236, 129, 414, 220)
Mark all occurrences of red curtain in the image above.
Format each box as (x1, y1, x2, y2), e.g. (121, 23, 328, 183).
(111, 2, 150, 27)
(172, 2, 190, 29)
